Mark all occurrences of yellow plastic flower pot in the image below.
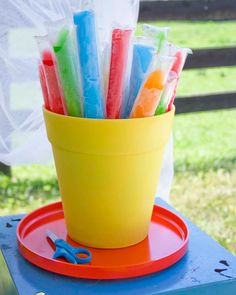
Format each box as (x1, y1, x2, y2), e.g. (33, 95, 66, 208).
(43, 108, 175, 248)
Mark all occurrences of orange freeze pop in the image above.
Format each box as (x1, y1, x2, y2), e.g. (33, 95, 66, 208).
(130, 69, 164, 118)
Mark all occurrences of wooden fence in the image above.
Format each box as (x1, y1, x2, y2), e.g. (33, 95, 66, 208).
(139, 0, 236, 21)
(1, 0, 236, 175)
(174, 47, 236, 114)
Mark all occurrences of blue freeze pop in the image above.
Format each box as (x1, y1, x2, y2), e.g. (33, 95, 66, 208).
(123, 44, 155, 118)
(73, 10, 104, 118)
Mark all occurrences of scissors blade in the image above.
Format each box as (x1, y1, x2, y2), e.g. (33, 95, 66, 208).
(46, 230, 59, 243)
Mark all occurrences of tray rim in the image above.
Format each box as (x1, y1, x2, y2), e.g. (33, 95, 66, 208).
(17, 201, 189, 280)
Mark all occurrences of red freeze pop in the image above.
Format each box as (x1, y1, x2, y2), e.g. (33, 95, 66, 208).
(39, 63, 50, 110)
(106, 29, 132, 119)
(41, 50, 66, 115)
(167, 50, 187, 112)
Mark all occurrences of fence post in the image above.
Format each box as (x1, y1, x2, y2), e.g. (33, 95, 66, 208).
(0, 163, 11, 176)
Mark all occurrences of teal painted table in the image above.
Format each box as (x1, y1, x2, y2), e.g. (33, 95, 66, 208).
(1, 198, 236, 295)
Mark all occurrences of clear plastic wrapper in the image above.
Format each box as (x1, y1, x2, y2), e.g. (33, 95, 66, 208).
(98, 0, 139, 119)
(156, 134, 174, 201)
(0, 0, 77, 165)
(38, 63, 50, 111)
(106, 28, 132, 119)
(130, 55, 175, 118)
(94, 0, 139, 48)
(121, 37, 135, 120)
(143, 24, 169, 55)
(122, 37, 155, 118)
(46, 21, 83, 117)
(73, 8, 104, 118)
(36, 35, 66, 115)
(155, 71, 178, 115)
(167, 45, 192, 111)
(169, 45, 192, 77)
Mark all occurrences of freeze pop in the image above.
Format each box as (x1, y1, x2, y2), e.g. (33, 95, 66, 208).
(155, 71, 178, 115)
(41, 50, 66, 115)
(130, 70, 164, 118)
(130, 56, 175, 118)
(106, 28, 132, 119)
(123, 43, 155, 118)
(167, 48, 191, 111)
(39, 63, 50, 111)
(53, 28, 82, 117)
(74, 10, 104, 118)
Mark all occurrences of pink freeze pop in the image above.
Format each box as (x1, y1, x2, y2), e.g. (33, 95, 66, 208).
(39, 63, 50, 110)
(41, 50, 66, 115)
(167, 50, 188, 112)
(106, 29, 132, 119)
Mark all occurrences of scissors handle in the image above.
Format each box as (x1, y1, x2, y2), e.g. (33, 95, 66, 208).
(53, 239, 92, 264)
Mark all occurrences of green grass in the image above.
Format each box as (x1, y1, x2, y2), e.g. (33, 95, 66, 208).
(174, 109, 236, 173)
(0, 166, 59, 215)
(177, 67, 236, 96)
(171, 109, 236, 254)
(138, 20, 236, 48)
(171, 169, 236, 255)
(0, 21, 236, 254)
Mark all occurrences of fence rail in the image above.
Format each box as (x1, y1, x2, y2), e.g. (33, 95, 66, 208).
(139, 0, 236, 21)
(176, 46, 236, 113)
(175, 92, 236, 114)
(185, 47, 236, 69)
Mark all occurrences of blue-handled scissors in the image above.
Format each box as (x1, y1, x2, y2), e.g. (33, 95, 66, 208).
(46, 230, 92, 264)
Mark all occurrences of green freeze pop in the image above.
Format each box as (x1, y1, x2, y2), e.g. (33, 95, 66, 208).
(155, 71, 177, 116)
(155, 102, 166, 116)
(143, 24, 169, 54)
(53, 28, 82, 117)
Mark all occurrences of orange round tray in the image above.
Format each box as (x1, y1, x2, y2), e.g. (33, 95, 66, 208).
(17, 202, 189, 280)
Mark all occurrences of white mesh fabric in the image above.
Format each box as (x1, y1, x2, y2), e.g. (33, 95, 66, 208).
(0, 0, 78, 165)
